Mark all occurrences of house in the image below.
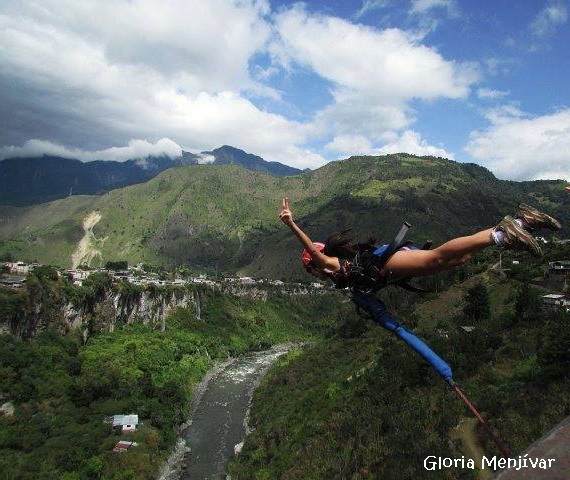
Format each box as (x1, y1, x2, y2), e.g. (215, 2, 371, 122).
(237, 277, 256, 285)
(460, 326, 476, 333)
(6, 261, 39, 275)
(541, 294, 570, 311)
(548, 260, 570, 275)
(64, 269, 90, 285)
(111, 414, 139, 433)
(436, 328, 449, 339)
(0, 277, 25, 288)
(192, 276, 210, 284)
(112, 441, 138, 453)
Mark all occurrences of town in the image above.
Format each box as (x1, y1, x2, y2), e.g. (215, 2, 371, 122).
(0, 260, 326, 291)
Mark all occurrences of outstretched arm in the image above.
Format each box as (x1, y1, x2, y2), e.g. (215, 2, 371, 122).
(279, 197, 337, 270)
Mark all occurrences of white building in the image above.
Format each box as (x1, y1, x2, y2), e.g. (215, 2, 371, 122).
(549, 260, 570, 274)
(6, 261, 39, 275)
(65, 269, 90, 285)
(111, 414, 139, 433)
(541, 294, 570, 311)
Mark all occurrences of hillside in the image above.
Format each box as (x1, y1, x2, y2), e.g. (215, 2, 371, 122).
(229, 253, 570, 479)
(0, 154, 568, 278)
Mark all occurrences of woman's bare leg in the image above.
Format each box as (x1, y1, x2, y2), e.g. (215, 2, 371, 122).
(383, 228, 495, 277)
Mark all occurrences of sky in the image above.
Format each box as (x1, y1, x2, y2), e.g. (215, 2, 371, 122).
(0, 0, 569, 181)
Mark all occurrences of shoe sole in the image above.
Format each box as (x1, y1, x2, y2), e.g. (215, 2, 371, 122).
(518, 203, 561, 230)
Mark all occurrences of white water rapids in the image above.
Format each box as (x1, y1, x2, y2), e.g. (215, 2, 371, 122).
(158, 344, 299, 480)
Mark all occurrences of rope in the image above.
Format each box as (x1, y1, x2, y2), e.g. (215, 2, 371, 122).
(450, 382, 511, 458)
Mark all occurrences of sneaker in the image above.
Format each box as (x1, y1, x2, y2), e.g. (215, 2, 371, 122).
(516, 203, 561, 231)
(495, 215, 543, 257)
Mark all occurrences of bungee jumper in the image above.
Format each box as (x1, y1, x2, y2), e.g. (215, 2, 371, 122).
(279, 197, 560, 290)
(279, 196, 561, 457)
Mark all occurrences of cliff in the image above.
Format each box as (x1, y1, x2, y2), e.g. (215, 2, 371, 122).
(1, 273, 330, 340)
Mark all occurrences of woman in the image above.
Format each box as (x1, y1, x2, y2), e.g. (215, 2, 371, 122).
(278, 197, 561, 287)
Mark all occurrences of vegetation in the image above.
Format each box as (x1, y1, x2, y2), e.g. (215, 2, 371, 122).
(0, 272, 348, 479)
(105, 261, 128, 271)
(229, 250, 570, 479)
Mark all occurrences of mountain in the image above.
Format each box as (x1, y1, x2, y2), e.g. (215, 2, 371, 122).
(0, 146, 303, 206)
(199, 145, 305, 176)
(0, 154, 568, 278)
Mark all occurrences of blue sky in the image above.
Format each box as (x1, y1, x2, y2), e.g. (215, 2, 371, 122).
(0, 0, 569, 181)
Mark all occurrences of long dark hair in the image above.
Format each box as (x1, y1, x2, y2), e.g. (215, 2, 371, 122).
(324, 229, 376, 260)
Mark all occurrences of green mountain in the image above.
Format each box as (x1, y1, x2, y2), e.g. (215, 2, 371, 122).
(0, 154, 568, 278)
(201, 145, 305, 176)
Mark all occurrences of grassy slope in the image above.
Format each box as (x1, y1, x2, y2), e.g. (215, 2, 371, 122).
(1, 155, 568, 274)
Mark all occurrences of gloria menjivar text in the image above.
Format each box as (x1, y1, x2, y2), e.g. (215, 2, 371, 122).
(424, 455, 556, 471)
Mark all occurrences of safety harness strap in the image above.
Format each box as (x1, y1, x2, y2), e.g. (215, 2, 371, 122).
(348, 222, 431, 294)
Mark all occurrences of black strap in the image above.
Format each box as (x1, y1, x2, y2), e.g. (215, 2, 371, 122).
(375, 222, 412, 267)
(343, 223, 433, 294)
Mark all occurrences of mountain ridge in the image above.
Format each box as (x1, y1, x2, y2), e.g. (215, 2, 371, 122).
(0, 145, 304, 206)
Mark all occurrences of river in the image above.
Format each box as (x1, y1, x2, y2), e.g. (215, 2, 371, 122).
(158, 344, 296, 480)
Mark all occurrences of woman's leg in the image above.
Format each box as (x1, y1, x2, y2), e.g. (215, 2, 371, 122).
(383, 228, 494, 277)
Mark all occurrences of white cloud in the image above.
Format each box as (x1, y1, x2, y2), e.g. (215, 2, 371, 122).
(325, 135, 374, 155)
(1, 0, 272, 93)
(313, 89, 414, 138)
(477, 88, 509, 100)
(274, 6, 477, 143)
(410, 0, 454, 15)
(484, 57, 517, 76)
(325, 130, 454, 158)
(466, 108, 570, 181)
(195, 154, 216, 165)
(0, 138, 183, 162)
(275, 7, 476, 101)
(354, 0, 390, 19)
(0, 1, 478, 171)
(377, 130, 454, 158)
(530, 2, 568, 37)
(481, 104, 527, 125)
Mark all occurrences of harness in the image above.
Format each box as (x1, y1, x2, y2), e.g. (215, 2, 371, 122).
(335, 222, 432, 294)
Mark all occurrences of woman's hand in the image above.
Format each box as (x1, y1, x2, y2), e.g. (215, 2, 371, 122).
(279, 197, 293, 225)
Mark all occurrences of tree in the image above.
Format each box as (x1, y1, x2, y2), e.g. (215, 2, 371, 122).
(537, 310, 570, 378)
(30, 265, 59, 282)
(105, 261, 128, 271)
(514, 282, 542, 322)
(462, 282, 490, 323)
(0, 251, 14, 262)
